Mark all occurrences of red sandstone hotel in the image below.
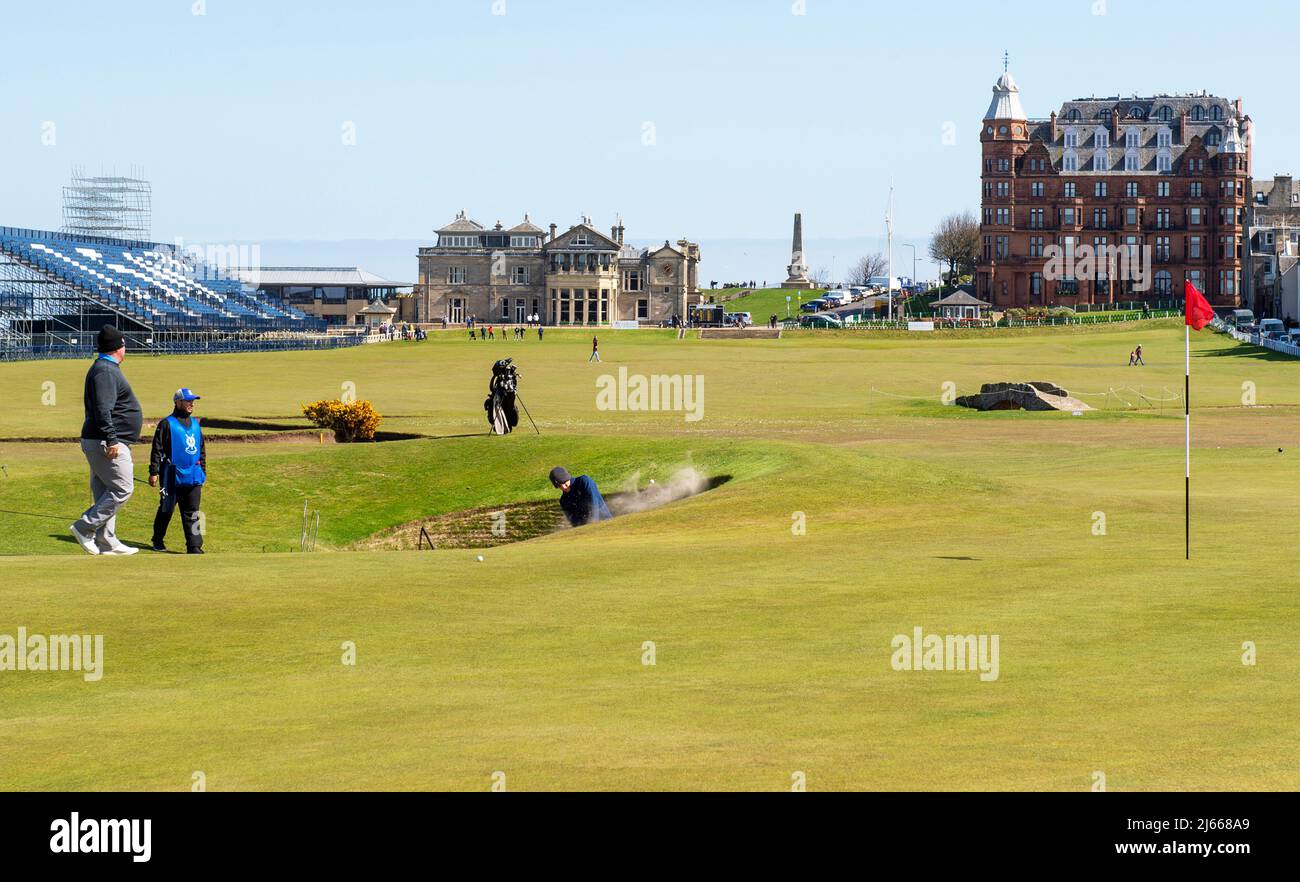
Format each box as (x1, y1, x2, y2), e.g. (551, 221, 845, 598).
(977, 69, 1250, 308)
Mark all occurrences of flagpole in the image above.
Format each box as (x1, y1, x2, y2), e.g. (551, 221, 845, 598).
(1185, 321, 1190, 561)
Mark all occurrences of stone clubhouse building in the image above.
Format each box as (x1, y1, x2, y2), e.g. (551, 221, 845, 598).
(413, 213, 702, 326)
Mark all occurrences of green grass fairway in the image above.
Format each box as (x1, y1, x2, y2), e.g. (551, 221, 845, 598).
(713, 286, 827, 320)
(2, 322, 1298, 791)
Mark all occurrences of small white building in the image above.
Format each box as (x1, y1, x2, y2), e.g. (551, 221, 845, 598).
(357, 298, 397, 331)
(931, 289, 993, 320)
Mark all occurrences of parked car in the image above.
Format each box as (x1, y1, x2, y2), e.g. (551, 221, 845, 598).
(1228, 309, 1255, 329)
(822, 292, 851, 307)
(800, 299, 829, 313)
(800, 313, 843, 328)
(1258, 318, 1286, 340)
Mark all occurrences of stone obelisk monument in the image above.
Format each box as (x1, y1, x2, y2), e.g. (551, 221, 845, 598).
(784, 212, 815, 289)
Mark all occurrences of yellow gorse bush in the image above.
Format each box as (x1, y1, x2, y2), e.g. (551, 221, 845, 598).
(302, 399, 383, 442)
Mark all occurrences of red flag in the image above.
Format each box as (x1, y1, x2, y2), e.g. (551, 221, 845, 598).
(1185, 281, 1215, 331)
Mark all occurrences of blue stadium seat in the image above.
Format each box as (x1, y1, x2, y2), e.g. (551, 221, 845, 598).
(0, 227, 325, 333)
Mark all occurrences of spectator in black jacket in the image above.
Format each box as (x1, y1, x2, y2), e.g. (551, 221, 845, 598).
(70, 325, 143, 556)
(149, 388, 207, 553)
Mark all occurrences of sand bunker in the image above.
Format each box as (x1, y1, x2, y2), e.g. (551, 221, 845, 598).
(354, 469, 730, 550)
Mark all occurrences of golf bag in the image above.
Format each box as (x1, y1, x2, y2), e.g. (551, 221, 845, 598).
(485, 358, 520, 435)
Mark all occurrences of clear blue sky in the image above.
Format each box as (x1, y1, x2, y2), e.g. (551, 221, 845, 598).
(2, 0, 1295, 249)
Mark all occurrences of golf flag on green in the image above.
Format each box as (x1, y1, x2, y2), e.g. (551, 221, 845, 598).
(1184, 281, 1215, 560)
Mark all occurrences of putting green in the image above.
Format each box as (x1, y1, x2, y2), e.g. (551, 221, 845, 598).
(1, 322, 1297, 790)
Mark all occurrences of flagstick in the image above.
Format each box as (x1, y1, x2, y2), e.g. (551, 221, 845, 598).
(1185, 322, 1190, 561)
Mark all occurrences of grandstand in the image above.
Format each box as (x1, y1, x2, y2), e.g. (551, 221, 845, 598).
(0, 226, 327, 357)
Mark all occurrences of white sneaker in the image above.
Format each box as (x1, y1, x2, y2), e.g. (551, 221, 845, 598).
(69, 523, 101, 555)
(104, 544, 139, 556)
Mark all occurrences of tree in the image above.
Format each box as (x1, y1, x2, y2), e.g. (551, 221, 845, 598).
(928, 211, 980, 290)
(809, 266, 831, 287)
(845, 253, 888, 287)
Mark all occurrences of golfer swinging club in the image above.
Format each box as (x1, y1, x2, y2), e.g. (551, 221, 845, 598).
(549, 466, 612, 527)
(149, 388, 207, 553)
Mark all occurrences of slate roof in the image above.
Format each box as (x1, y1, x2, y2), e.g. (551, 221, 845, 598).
(436, 212, 485, 234)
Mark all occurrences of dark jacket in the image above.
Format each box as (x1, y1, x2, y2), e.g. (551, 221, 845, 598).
(149, 410, 207, 478)
(80, 356, 142, 445)
(560, 475, 613, 527)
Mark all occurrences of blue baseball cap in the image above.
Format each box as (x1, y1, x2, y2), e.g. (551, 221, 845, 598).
(173, 388, 201, 401)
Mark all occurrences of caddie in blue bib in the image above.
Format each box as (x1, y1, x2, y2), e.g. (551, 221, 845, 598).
(150, 387, 207, 553)
(166, 414, 206, 488)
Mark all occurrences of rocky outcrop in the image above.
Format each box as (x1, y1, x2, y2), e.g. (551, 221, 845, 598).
(955, 382, 1092, 412)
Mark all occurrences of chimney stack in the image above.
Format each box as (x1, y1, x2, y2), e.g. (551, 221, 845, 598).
(549, 223, 557, 242)
(1049, 111, 1057, 142)
(1178, 109, 1187, 145)
(1111, 108, 1120, 143)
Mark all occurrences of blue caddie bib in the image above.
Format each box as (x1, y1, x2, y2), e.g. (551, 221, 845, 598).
(167, 415, 205, 487)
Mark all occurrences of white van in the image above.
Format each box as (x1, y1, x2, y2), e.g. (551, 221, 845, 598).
(1258, 318, 1286, 339)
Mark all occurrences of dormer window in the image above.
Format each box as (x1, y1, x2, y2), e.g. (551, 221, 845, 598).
(1158, 105, 1173, 121)
(1206, 131, 1220, 146)
(573, 234, 590, 246)
(1094, 127, 1109, 149)
(1065, 108, 1082, 121)
(1157, 127, 1172, 148)
(1063, 127, 1078, 148)
(1129, 107, 1144, 118)
(1124, 127, 1140, 148)
(1125, 150, 1140, 172)
(1212, 105, 1223, 121)
(1191, 106, 1204, 121)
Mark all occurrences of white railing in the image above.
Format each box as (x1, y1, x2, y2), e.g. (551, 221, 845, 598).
(1219, 322, 1300, 357)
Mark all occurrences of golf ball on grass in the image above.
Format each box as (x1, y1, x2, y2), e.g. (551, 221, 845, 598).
(476, 555, 484, 562)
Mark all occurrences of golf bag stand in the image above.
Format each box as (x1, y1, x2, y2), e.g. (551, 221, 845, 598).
(484, 358, 521, 435)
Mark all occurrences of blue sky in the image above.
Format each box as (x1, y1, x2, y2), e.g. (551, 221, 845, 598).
(2, 0, 1295, 263)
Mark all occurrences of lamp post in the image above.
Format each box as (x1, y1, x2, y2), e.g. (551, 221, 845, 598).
(903, 243, 918, 318)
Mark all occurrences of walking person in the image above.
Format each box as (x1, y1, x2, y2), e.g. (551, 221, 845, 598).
(538, 325, 544, 341)
(589, 335, 601, 363)
(69, 325, 143, 555)
(1134, 344, 1145, 366)
(149, 388, 207, 554)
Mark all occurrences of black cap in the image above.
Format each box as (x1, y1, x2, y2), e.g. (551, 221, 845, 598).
(96, 324, 125, 353)
(549, 467, 571, 488)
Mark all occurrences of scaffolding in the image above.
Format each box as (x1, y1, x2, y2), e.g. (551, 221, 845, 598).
(61, 167, 152, 241)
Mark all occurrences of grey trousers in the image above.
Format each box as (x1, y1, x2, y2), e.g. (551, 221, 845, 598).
(74, 439, 135, 549)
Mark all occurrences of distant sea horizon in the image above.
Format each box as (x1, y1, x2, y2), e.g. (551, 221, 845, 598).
(223, 236, 943, 290)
